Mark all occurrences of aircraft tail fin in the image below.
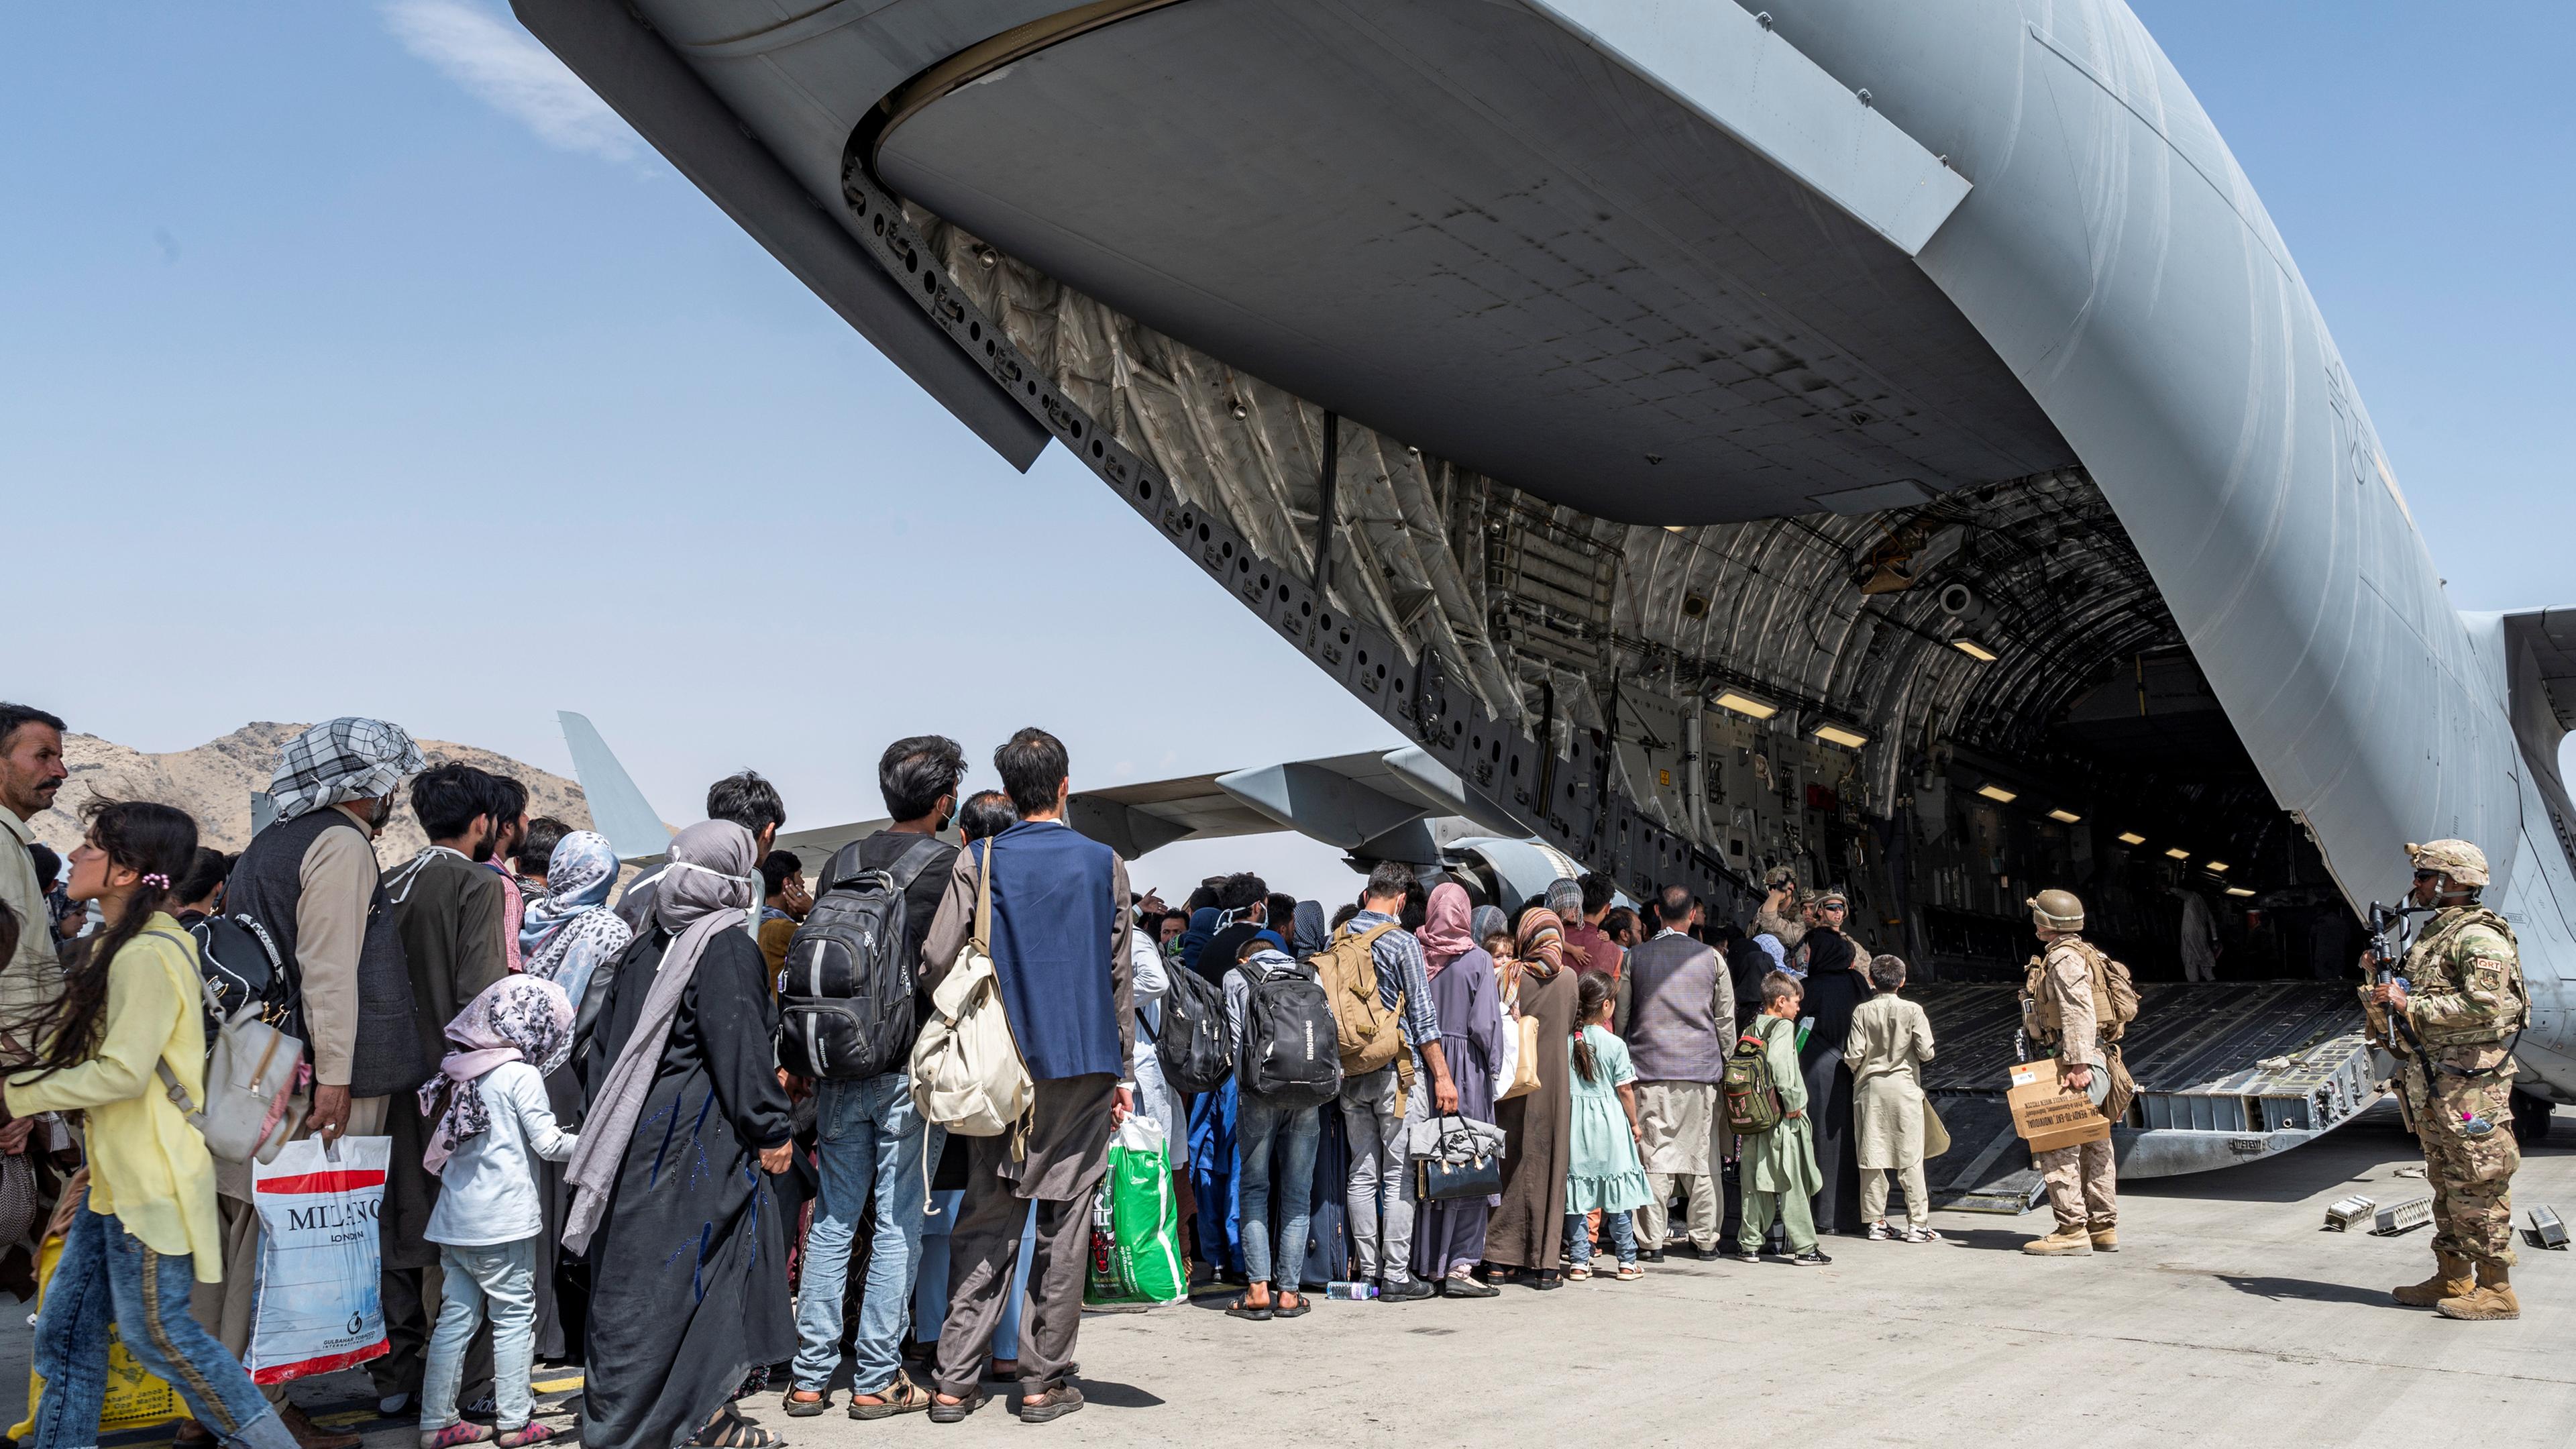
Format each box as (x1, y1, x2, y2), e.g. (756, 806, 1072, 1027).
(556, 711, 673, 863)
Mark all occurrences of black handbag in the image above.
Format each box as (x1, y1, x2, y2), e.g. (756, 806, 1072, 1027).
(1413, 1115, 1504, 1202)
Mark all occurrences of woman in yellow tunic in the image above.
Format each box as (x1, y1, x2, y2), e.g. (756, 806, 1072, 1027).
(5, 801, 297, 1449)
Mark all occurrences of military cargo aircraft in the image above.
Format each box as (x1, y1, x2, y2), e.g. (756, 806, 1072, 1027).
(517, 0, 2575, 1206)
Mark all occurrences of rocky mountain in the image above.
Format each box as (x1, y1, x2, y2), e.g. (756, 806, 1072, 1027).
(32, 723, 594, 867)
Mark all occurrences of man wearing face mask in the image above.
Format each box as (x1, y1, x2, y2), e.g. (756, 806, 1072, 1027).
(193, 718, 433, 1449)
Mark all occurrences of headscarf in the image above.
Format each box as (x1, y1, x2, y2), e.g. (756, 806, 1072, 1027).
(561, 820, 756, 1253)
(1418, 882, 1475, 977)
(417, 976, 573, 1175)
(1754, 932, 1792, 976)
(1291, 900, 1329, 957)
(1544, 877, 1584, 922)
(521, 830, 631, 1010)
(1515, 906, 1567, 979)
(1470, 904, 1509, 947)
(268, 717, 423, 822)
(1178, 906, 1220, 974)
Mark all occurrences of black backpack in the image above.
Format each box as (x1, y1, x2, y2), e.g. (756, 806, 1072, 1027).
(1236, 953, 1343, 1109)
(186, 913, 299, 1040)
(775, 835, 946, 1081)
(1155, 963, 1233, 1095)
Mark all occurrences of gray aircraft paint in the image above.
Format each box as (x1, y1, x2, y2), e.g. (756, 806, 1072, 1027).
(516, 0, 2576, 1116)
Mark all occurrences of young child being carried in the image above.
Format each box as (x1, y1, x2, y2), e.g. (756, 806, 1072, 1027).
(1562, 972, 1650, 1281)
(416, 977, 580, 1449)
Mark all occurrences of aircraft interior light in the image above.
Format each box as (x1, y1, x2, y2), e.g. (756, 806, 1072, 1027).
(2047, 808, 2082, 823)
(1711, 690, 1778, 720)
(1811, 722, 1871, 750)
(1949, 636, 1999, 662)
(2116, 831, 2147, 845)
(2225, 887, 2257, 898)
(2164, 847, 2192, 860)
(2205, 860, 2230, 872)
(1974, 784, 2019, 803)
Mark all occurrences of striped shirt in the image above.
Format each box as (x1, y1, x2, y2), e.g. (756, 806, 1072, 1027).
(1348, 910, 1441, 1048)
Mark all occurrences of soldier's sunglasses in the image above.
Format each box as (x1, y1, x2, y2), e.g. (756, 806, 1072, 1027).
(2412, 870, 2443, 881)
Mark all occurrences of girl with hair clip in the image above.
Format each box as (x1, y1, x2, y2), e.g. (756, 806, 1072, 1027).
(1561, 971, 1650, 1281)
(5, 800, 300, 1449)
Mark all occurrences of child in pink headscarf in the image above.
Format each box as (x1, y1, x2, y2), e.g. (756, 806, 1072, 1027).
(415, 977, 577, 1449)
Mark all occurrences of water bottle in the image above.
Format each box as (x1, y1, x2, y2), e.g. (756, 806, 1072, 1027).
(2460, 1110, 2497, 1138)
(1325, 1280, 1377, 1300)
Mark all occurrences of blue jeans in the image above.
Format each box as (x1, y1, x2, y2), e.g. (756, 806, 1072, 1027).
(1564, 1209, 1636, 1269)
(792, 1073, 943, 1394)
(31, 1199, 294, 1449)
(423, 1240, 537, 1431)
(1235, 1092, 1320, 1287)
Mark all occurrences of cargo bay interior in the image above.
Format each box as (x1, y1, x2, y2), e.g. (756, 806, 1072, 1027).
(843, 0, 2385, 1193)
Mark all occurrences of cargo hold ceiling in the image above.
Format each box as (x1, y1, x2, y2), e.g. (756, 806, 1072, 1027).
(869, 0, 2074, 526)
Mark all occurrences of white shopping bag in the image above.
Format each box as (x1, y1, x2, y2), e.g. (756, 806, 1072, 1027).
(246, 1134, 391, 1384)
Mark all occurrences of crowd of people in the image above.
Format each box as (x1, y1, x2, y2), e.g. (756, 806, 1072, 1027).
(0, 700, 1959, 1448)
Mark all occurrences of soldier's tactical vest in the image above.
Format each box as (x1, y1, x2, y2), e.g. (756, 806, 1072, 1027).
(2020, 937, 2141, 1047)
(2403, 906, 2529, 1048)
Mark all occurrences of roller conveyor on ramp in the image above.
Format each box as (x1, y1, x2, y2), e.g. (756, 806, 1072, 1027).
(1909, 981, 2380, 1212)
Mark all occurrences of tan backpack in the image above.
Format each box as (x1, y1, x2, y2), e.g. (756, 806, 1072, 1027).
(2021, 938, 2141, 1044)
(1312, 922, 1415, 1105)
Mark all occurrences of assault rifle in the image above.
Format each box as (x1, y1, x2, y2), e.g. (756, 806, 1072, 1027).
(2362, 900, 2430, 1063)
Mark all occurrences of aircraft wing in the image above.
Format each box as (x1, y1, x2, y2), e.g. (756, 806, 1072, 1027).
(556, 710, 1487, 871)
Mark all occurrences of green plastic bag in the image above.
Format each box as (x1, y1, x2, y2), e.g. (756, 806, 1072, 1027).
(1085, 1116, 1187, 1306)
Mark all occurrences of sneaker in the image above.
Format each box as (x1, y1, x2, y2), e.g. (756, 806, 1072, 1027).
(1440, 1273, 1500, 1299)
(1719, 1244, 1760, 1263)
(1789, 1248, 1833, 1266)
(1901, 1227, 1944, 1245)
(1634, 1248, 1666, 1263)
(379, 1395, 415, 1417)
(1865, 1222, 1894, 1242)
(1377, 1277, 1436, 1303)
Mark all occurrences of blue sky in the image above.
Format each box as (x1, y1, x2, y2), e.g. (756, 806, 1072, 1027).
(3, 2, 2567, 904)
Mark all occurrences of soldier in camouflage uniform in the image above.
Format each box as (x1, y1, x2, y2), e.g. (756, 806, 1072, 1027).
(2371, 839, 2530, 1321)
(1754, 865, 1809, 952)
(2021, 890, 2120, 1256)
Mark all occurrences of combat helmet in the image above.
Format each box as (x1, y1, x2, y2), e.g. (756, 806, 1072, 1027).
(2029, 889, 2086, 933)
(2406, 839, 2489, 889)
(1763, 864, 1798, 891)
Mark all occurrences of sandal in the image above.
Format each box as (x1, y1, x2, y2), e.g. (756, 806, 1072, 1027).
(1224, 1292, 1275, 1321)
(1532, 1268, 1562, 1291)
(847, 1373, 930, 1421)
(689, 1412, 784, 1448)
(422, 1425, 494, 1449)
(1614, 1263, 1645, 1281)
(780, 1391, 831, 1419)
(1272, 1290, 1311, 1319)
(1565, 1264, 1593, 1282)
(495, 1427, 556, 1449)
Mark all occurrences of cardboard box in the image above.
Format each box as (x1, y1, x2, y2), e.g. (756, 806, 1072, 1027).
(2007, 1059, 2111, 1152)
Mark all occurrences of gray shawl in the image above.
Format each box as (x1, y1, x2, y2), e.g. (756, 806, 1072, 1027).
(560, 820, 757, 1253)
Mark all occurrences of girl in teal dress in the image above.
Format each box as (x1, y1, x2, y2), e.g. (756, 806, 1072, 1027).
(1561, 973, 1650, 1281)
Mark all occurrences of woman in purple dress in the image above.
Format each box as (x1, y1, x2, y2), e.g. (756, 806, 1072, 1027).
(1408, 883, 1508, 1297)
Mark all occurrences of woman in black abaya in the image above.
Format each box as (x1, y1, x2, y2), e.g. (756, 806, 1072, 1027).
(566, 822, 795, 1449)
(1794, 891, 1871, 1236)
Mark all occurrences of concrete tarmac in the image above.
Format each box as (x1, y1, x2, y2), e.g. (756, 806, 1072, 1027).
(11, 1102, 2571, 1448)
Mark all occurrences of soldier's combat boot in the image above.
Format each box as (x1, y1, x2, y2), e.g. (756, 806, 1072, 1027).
(2088, 1220, 2118, 1252)
(2436, 1262, 2520, 1321)
(2392, 1251, 2474, 1307)
(2022, 1224, 2092, 1256)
